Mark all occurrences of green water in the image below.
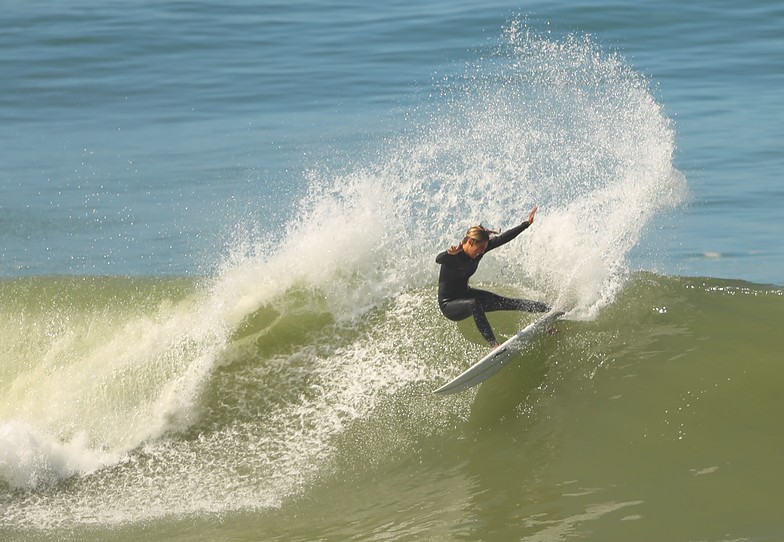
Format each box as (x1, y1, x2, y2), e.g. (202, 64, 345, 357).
(2, 273, 782, 541)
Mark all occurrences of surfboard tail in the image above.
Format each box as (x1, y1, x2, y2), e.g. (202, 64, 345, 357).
(433, 310, 565, 395)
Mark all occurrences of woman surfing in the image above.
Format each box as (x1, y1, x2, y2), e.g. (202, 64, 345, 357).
(435, 206, 550, 348)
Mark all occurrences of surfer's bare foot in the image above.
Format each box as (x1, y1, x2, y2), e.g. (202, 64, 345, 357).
(489, 341, 500, 350)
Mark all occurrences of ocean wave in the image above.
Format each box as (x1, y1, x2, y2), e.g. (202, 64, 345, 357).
(0, 26, 702, 528)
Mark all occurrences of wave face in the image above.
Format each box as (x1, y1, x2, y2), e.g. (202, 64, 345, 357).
(0, 27, 709, 534)
(2, 273, 782, 536)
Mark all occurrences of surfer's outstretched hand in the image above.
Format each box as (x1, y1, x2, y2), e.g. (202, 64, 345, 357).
(527, 205, 538, 224)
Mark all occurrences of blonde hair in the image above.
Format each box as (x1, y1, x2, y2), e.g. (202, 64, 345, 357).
(462, 224, 498, 244)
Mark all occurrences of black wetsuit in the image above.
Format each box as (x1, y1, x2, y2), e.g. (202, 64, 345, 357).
(435, 221, 549, 344)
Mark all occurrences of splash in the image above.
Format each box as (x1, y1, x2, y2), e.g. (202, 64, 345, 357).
(229, 23, 686, 321)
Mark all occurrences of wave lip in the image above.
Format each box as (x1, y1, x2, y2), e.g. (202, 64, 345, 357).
(0, 276, 228, 490)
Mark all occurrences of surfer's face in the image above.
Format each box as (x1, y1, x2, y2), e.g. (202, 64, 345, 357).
(464, 238, 488, 259)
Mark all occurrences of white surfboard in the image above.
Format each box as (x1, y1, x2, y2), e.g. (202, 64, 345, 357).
(433, 310, 564, 395)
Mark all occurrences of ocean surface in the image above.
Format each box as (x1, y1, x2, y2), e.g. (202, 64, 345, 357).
(1, 1, 782, 541)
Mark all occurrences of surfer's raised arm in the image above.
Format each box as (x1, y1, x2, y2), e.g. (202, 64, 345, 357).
(526, 205, 538, 225)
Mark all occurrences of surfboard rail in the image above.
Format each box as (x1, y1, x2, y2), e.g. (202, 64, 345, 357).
(433, 310, 564, 395)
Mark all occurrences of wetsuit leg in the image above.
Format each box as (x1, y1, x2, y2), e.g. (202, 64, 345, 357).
(473, 289, 550, 314)
(439, 296, 498, 344)
(439, 289, 550, 345)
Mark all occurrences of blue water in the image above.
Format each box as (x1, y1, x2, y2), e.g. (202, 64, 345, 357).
(2, 0, 781, 284)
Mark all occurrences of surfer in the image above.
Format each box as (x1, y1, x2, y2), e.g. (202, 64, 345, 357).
(435, 206, 550, 348)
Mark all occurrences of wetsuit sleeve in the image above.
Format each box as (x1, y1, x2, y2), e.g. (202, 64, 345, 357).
(487, 221, 530, 251)
(435, 250, 449, 264)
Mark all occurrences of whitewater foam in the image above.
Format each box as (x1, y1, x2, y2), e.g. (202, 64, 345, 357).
(0, 421, 119, 490)
(0, 280, 232, 489)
